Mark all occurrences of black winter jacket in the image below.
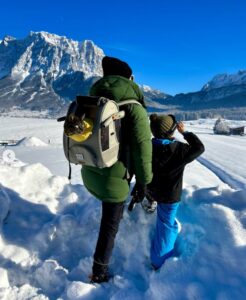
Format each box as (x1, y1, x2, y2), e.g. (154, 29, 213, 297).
(147, 132, 205, 203)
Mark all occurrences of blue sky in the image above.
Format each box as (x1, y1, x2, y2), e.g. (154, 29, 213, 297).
(1, 0, 246, 95)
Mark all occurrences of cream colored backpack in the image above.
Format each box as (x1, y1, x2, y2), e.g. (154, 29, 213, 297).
(58, 96, 141, 176)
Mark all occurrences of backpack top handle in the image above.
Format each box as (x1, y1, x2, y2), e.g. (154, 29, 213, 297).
(76, 96, 108, 107)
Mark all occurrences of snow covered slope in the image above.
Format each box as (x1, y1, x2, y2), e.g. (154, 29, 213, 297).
(202, 70, 246, 91)
(1, 31, 246, 119)
(0, 32, 104, 112)
(0, 32, 104, 81)
(185, 119, 246, 190)
(0, 117, 246, 300)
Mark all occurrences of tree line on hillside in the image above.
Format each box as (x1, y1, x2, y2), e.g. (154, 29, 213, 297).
(167, 108, 246, 121)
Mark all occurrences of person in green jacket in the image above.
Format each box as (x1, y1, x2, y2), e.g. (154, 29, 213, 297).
(81, 56, 153, 283)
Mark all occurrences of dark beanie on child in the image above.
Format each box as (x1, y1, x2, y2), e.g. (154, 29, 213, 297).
(102, 56, 132, 79)
(150, 114, 175, 138)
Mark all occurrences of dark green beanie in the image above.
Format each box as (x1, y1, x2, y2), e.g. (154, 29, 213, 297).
(150, 114, 175, 138)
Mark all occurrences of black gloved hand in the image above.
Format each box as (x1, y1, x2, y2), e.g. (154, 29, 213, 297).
(131, 183, 147, 203)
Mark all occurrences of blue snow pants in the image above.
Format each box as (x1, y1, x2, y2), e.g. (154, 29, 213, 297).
(151, 202, 180, 269)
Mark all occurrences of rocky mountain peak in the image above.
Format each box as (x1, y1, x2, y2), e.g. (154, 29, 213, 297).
(0, 31, 105, 112)
(0, 31, 104, 81)
(0, 35, 16, 47)
(202, 70, 246, 91)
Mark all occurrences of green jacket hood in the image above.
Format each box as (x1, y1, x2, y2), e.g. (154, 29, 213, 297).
(89, 75, 146, 107)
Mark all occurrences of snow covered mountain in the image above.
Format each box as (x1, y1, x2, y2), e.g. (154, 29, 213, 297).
(162, 70, 246, 120)
(0, 31, 245, 119)
(202, 70, 246, 91)
(141, 84, 169, 100)
(0, 32, 104, 113)
(140, 85, 172, 110)
(0, 32, 104, 80)
(0, 31, 170, 115)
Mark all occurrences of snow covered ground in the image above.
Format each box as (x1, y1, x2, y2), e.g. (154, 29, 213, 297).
(0, 117, 246, 300)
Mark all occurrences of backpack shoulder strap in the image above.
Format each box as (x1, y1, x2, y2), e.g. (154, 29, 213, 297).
(117, 99, 142, 180)
(117, 99, 142, 107)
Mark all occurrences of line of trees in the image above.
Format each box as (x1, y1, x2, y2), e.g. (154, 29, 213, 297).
(168, 108, 246, 121)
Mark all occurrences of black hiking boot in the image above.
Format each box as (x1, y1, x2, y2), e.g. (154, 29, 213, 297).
(90, 261, 110, 284)
(90, 272, 109, 284)
(141, 198, 157, 213)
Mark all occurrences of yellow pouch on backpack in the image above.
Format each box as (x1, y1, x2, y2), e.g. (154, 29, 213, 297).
(69, 118, 94, 142)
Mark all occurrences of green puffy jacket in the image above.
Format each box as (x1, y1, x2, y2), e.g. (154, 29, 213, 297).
(81, 75, 153, 202)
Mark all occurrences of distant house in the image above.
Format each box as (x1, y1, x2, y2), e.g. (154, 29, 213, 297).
(213, 119, 245, 135)
(229, 126, 245, 135)
(213, 118, 230, 135)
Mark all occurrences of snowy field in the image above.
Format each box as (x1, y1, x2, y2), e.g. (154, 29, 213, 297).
(0, 116, 246, 300)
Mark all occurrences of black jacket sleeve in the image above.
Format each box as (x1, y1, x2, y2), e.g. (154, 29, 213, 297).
(181, 132, 205, 164)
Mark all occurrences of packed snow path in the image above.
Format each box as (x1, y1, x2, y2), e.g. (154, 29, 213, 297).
(0, 117, 246, 299)
(186, 120, 246, 189)
(197, 134, 246, 189)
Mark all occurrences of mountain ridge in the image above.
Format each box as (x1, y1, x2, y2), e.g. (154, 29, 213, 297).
(0, 31, 104, 113)
(0, 31, 245, 119)
(202, 70, 246, 91)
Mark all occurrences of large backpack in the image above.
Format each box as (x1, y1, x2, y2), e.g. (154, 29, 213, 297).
(58, 96, 142, 176)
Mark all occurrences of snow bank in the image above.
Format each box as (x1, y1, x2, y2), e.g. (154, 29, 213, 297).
(0, 284, 48, 300)
(66, 281, 97, 300)
(0, 160, 245, 299)
(0, 162, 99, 299)
(16, 137, 48, 147)
(145, 186, 246, 300)
(33, 260, 68, 297)
(0, 163, 69, 213)
(0, 268, 10, 288)
(0, 185, 10, 231)
(0, 150, 25, 168)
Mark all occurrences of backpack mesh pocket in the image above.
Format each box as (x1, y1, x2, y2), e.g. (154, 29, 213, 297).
(101, 126, 109, 151)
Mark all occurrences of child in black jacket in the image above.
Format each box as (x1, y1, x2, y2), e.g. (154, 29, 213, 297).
(146, 114, 205, 269)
